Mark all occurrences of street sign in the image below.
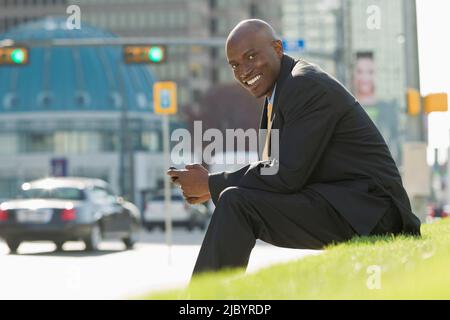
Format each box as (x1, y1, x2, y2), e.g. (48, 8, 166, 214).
(282, 39, 305, 52)
(153, 81, 177, 264)
(153, 81, 177, 115)
(51, 158, 68, 177)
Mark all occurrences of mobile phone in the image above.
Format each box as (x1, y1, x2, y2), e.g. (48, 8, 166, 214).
(169, 166, 188, 172)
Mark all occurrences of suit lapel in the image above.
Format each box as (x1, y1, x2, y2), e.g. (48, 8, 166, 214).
(259, 99, 268, 130)
(257, 54, 297, 160)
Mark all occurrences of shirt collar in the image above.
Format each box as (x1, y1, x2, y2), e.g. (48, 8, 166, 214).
(267, 84, 277, 105)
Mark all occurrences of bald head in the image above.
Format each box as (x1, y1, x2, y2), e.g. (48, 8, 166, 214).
(226, 19, 283, 98)
(226, 19, 280, 47)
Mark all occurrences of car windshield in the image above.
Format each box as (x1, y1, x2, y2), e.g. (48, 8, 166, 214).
(21, 187, 85, 201)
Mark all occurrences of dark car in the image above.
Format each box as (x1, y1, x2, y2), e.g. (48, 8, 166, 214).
(0, 177, 141, 254)
(427, 203, 449, 222)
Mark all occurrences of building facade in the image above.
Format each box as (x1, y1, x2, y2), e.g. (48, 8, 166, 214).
(0, 0, 281, 109)
(281, 0, 415, 164)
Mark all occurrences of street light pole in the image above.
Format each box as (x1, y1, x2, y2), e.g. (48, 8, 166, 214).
(117, 63, 134, 202)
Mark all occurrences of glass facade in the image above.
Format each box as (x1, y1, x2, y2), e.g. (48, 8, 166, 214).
(281, 0, 339, 79)
(281, 0, 409, 163)
(348, 0, 407, 162)
(0, 129, 161, 155)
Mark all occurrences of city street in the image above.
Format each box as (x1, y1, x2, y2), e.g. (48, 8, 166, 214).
(0, 0, 447, 304)
(0, 229, 320, 300)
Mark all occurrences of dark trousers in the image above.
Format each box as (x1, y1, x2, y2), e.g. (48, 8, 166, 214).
(192, 186, 402, 276)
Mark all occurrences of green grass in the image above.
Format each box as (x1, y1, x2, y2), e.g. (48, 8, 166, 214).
(143, 219, 450, 299)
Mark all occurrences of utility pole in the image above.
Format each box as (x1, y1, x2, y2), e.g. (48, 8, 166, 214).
(404, 0, 425, 143)
(403, 0, 429, 222)
(335, 0, 351, 87)
(116, 62, 135, 203)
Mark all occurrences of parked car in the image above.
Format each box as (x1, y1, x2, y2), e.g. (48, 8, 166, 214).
(143, 189, 210, 231)
(0, 177, 141, 254)
(427, 203, 449, 221)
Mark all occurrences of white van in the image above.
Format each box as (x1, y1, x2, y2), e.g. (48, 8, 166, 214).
(143, 188, 210, 231)
(207, 151, 259, 211)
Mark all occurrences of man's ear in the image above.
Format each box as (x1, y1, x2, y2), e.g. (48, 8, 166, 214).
(272, 40, 284, 58)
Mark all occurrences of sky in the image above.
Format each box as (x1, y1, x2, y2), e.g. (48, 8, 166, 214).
(416, 0, 450, 164)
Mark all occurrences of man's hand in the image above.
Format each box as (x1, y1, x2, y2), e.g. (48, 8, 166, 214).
(184, 193, 211, 205)
(167, 164, 210, 198)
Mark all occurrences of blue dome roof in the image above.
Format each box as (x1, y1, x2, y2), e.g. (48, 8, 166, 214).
(0, 17, 156, 113)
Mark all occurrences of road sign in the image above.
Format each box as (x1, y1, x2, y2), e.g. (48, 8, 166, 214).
(282, 39, 305, 52)
(153, 81, 177, 115)
(51, 158, 68, 177)
(153, 81, 177, 263)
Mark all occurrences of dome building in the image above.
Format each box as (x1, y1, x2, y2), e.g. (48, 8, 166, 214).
(0, 17, 170, 207)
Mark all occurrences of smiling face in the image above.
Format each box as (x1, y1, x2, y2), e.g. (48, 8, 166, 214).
(226, 23, 283, 99)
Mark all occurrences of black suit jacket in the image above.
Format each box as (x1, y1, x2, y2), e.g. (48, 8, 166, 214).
(208, 54, 421, 236)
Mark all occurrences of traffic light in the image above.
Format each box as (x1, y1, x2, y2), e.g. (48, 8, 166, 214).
(123, 45, 167, 64)
(406, 88, 421, 116)
(406, 89, 448, 115)
(424, 93, 448, 114)
(0, 47, 29, 65)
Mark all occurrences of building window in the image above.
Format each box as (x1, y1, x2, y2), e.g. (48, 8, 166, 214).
(249, 3, 259, 17)
(0, 133, 18, 155)
(209, 18, 217, 34)
(0, 177, 19, 201)
(20, 132, 54, 153)
(142, 131, 160, 152)
(54, 131, 118, 154)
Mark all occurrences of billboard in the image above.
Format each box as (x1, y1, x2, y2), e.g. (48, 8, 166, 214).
(353, 51, 376, 107)
(351, 51, 401, 161)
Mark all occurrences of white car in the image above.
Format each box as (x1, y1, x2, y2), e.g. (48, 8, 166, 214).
(143, 190, 210, 232)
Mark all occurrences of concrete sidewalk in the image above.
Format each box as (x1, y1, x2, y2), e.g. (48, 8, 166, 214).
(123, 241, 322, 299)
(0, 235, 322, 299)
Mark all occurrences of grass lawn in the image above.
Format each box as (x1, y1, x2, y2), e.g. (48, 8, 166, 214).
(143, 218, 450, 299)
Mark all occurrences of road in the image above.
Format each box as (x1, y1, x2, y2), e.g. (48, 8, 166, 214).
(0, 228, 320, 299)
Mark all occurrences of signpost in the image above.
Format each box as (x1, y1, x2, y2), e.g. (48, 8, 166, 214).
(282, 39, 305, 52)
(153, 81, 177, 264)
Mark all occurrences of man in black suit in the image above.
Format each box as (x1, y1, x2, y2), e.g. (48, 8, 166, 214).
(168, 19, 421, 276)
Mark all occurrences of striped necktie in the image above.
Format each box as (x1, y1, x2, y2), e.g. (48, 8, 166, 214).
(262, 102, 273, 161)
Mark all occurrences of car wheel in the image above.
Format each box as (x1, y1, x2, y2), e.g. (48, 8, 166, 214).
(84, 223, 102, 251)
(54, 241, 65, 252)
(122, 223, 140, 250)
(186, 220, 195, 232)
(6, 239, 21, 254)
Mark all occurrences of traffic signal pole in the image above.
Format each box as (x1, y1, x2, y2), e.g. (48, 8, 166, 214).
(0, 37, 227, 48)
(404, 0, 425, 143)
(403, 0, 429, 222)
